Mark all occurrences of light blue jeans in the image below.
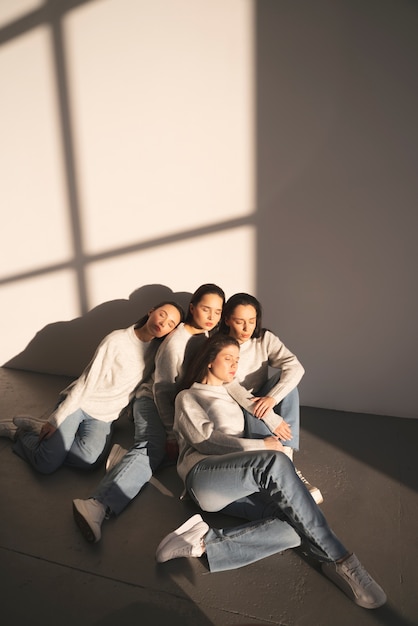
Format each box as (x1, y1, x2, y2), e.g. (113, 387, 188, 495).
(13, 409, 112, 474)
(248, 371, 300, 450)
(186, 450, 347, 572)
(92, 397, 167, 515)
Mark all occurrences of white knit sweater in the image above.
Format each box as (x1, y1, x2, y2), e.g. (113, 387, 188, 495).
(153, 323, 208, 435)
(48, 325, 158, 428)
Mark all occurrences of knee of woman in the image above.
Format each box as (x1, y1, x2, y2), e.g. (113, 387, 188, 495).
(80, 447, 102, 466)
(270, 449, 293, 471)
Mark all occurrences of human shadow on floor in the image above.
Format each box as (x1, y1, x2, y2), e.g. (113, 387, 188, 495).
(4, 284, 191, 377)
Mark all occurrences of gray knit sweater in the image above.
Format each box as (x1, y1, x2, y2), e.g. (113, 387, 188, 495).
(174, 381, 283, 483)
(235, 330, 305, 403)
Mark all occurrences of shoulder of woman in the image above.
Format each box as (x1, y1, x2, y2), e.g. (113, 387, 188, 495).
(156, 323, 185, 352)
(92, 327, 130, 357)
(102, 326, 129, 343)
(175, 385, 202, 407)
(262, 328, 281, 342)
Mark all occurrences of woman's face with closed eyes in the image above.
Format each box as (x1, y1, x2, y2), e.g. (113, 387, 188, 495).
(190, 293, 223, 331)
(147, 305, 182, 338)
(206, 344, 240, 385)
(225, 304, 257, 344)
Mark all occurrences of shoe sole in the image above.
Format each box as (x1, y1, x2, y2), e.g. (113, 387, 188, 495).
(311, 488, 324, 505)
(156, 514, 205, 562)
(72, 501, 98, 543)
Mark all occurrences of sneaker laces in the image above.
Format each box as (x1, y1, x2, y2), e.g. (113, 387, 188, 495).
(342, 557, 374, 588)
(296, 469, 310, 486)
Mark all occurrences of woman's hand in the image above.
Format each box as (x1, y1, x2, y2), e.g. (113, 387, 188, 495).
(263, 436, 284, 451)
(39, 422, 57, 441)
(273, 420, 292, 442)
(251, 395, 276, 418)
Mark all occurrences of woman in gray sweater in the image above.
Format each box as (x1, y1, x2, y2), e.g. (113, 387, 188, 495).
(219, 292, 322, 503)
(156, 334, 386, 610)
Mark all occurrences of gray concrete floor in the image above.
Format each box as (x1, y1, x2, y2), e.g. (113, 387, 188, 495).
(0, 366, 417, 626)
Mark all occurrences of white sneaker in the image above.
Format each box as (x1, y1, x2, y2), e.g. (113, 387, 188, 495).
(322, 553, 387, 609)
(156, 514, 209, 563)
(105, 443, 128, 472)
(13, 415, 44, 434)
(73, 498, 106, 543)
(296, 468, 324, 504)
(0, 421, 17, 440)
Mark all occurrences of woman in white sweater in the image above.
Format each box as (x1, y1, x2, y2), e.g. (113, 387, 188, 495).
(156, 334, 386, 611)
(69, 285, 223, 543)
(7, 301, 183, 476)
(219, 292, 322, 503)
(153, 283, 225, 459)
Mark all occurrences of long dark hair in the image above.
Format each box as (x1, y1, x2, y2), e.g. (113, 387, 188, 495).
(184, 283, 225, 325)
(135, 301, 185, 339)
(181, 333, 240, 390)
(219, 292, 263, 339)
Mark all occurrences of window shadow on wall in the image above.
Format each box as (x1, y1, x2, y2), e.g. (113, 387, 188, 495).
(0, 0, 251, 374)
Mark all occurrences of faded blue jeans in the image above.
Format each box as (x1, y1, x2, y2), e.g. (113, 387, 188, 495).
(92, 396, 166, 515)
(186, 450, 347, 572)
(13, 409, 112, 474)
(248, 371, 300, 450)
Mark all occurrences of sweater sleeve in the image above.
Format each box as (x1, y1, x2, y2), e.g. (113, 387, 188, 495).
(153, 337, 183, 438)
(263, 331, 305, 404)
(225, 380, 284, 432)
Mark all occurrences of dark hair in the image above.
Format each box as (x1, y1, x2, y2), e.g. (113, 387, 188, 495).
(181, 333, 240, 390)
(219, 292, 263, 339)
(135, 301, 185, 338)
(184, 283, 225, 325)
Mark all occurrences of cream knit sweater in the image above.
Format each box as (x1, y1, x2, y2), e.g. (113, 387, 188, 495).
(48, 325, 158, 428)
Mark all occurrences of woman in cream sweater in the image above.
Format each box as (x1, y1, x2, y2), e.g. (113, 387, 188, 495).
(6, 301, 183, 476)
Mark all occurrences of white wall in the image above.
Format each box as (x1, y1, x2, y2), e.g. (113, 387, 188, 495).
(1, 0, 417, 418)
(256, 0, 418, 418)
